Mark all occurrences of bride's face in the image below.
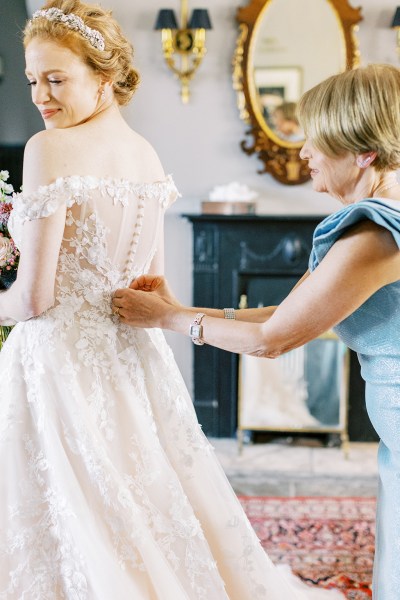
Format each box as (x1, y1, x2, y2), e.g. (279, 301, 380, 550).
(25, 38, 102, 129)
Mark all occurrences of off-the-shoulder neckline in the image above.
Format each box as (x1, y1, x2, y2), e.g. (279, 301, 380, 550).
(16, 173, 176, 194)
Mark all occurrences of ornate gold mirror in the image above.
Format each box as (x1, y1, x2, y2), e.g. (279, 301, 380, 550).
(233, 0, 363, 184)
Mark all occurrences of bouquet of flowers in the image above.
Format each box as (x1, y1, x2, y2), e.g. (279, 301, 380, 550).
(0, 170, 18, 348)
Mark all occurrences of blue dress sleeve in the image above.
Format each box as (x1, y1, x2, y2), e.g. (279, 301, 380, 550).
(309, 199, 400, 271)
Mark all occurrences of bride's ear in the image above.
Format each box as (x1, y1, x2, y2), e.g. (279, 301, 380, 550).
(356, 152, 378, 168)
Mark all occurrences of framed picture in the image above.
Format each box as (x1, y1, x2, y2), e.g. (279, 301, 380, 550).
(254, 66, 303, 139)
(254, 66, 302, 103)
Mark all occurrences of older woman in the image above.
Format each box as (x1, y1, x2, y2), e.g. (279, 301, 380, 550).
(113, 64, 400, 600)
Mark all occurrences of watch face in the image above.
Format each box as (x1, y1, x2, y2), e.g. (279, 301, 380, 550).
(190, 324, 202, 338)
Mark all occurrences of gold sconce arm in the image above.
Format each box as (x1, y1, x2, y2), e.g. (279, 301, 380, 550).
(160, 28, 207, 103)
(155, 2, 212, 104)
(391, 7, 400, 57)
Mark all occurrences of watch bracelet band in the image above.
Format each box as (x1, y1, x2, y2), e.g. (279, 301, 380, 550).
(190, 312, 206, 345)
(223, 307, 236, 320)
(193, 312, 205, 326)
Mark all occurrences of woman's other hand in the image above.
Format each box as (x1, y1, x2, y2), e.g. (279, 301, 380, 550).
(130, 275, 182, 308)
(112, 286, 174, 328)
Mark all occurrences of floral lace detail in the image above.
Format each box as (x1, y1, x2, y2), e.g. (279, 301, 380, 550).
(10, 174, 178, 222)
(8, 174, 178, 253)
(0, 436, 88, 600)
(9, 177, 178, 442)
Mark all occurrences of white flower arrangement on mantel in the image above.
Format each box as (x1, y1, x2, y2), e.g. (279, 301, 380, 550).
(202, 181, 258, 215)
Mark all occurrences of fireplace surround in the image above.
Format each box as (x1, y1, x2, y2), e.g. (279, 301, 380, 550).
(184, 213, 378, 443)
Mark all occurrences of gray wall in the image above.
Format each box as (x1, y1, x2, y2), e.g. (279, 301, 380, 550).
(0, 0, 42, 140)
(1, 0, 399, 391)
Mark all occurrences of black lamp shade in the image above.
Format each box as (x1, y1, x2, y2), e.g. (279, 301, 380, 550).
(154, 9, 178, 30)
(392, 7, 400, 28)
(188, 9, 212, 30)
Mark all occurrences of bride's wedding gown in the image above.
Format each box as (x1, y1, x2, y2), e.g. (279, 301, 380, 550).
(0, 176, 344, 599)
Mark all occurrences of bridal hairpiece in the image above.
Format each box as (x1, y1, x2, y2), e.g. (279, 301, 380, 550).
(31, 7, 105, 51)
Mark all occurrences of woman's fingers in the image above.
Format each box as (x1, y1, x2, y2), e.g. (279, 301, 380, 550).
(130, 275, 146, 290)
(113, 288, 125, 299)
(111, 285, 169, 327)
(130, 275, 164, 291)
(111, 289, 127, 316)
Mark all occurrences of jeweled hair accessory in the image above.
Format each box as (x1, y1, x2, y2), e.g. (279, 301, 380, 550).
(31, 8, 105, 51)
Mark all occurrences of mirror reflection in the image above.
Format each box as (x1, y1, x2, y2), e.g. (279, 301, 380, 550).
(238, 335, 349, 447)
(253, 0, 346, 144)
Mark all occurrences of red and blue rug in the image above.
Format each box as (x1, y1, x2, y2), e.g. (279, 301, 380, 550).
(239, 496, 375, 599)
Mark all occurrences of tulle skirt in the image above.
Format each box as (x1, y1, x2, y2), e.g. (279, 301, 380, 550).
(0, 315, 344, 599)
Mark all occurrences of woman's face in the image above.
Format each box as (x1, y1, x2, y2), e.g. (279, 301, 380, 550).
(273, 109, 293, 136)
(300, 138, 361, 203)
(25, 38, 102, 129)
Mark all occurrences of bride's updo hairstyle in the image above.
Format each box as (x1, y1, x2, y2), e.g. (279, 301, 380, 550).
(23, 0, 140, 106)
(297, 64, 400, 172)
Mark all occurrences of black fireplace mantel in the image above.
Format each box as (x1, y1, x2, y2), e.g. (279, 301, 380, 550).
(183, 213, 377, 443)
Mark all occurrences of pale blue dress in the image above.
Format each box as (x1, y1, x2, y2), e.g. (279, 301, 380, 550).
(309, 198, 400, 600)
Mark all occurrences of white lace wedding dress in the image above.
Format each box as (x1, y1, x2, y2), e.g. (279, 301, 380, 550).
(0, 176, 344, 599)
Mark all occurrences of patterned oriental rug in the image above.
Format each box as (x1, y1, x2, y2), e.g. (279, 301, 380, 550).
(239, 496, 376, 600)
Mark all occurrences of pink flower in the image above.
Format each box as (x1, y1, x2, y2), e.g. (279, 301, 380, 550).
(0, 170, 19, 282)
(0, 202, 12, 226)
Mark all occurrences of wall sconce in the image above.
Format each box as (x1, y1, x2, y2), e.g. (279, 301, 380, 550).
(154, 1, 212, 103)
(391, 7, 400, 56)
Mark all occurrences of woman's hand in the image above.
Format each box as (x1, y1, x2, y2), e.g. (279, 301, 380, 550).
(129, 275, 182, 308)
(112, 286, 174, 328)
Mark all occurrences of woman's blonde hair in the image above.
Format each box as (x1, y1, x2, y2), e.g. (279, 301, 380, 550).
(275, 102, 299, 124)
(297, 64, 400, 171)
(23, 0, 140, 106)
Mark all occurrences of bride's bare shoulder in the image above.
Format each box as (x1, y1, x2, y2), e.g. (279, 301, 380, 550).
(124, 129, 166, 182)
(25, 129, 65, 156)
(23, 130, 70, 192)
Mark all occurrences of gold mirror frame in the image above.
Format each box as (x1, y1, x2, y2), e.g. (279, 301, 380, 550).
(233, 0, 363, 185)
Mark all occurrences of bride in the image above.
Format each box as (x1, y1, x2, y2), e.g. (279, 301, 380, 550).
(0, 1, 344, 598)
